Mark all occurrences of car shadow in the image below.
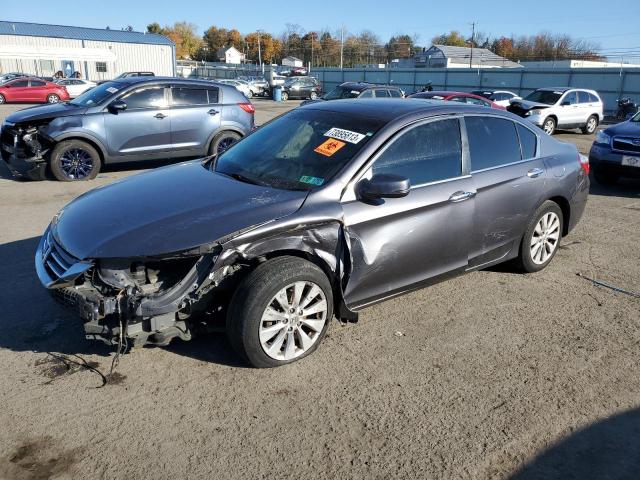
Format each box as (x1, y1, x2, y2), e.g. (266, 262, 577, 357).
(0, 236, 245, 367)
(589, 174, 640, 199)
(509, 407, 640, 480)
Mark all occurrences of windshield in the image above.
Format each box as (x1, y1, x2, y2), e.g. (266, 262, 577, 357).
(631, 111, 640, 122)
(70, 81, 122, 106)
(214, 109, 385, 190)
(525, 90, 562, 105)
(322, 86, 361, 100)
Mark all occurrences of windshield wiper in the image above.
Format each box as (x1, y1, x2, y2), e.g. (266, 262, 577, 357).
(225, 172, 264, 186)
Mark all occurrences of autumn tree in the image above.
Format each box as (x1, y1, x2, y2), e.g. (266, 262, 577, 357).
(245, 32, 282, 64)
(164, 22, 202, 59)
(431, 31, 468, 47)
(146, 22, 164, 35)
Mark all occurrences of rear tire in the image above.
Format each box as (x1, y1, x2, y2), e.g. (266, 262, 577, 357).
(542, 117, 556, 135)
(227, 256, 333, 368)
(281, 91, 289, 101)
(208, 131, 241, 156)
(516, 200, 563, 273)
(581, 115, 598, 134)
(49, 140, 101, 182)
(593, 169, 620, 186)
(0, 94, 5, 104)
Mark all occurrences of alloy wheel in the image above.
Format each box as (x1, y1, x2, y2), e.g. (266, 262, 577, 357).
(586, 117, 597, 133)
(59, 148, 94, 180)
(217, 137, 236, 154)
(530, 212, 560, 265)
(47, 94, 60, 104)
(543, 119, 555, 135)
(259, 281, 328, 361)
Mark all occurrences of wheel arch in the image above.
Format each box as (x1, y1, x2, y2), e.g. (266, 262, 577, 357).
(548, 195, 571, 236)
(51, 134, 107, 164)
(206, 126, 246, 152)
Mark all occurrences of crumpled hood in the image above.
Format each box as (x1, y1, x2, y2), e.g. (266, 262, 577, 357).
(52, 161, 309, 259)
(5, 102, 87, 124)
(604, 120, 640, 136)
(508, 99, 551, 111)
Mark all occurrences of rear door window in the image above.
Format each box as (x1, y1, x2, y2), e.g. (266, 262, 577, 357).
(466, 116, 521, 171)
(372, 118, 462, 185)
(374, 89, 391, 98)
(171, 87, 208, 106)
(516, 124, 537, 159)
(577, 91, 591, 103)
(207, 88, 220, 104)
(30, 80, 46, 87)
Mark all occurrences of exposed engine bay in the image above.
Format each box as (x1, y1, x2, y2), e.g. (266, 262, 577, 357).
(0, 120, 53, 179)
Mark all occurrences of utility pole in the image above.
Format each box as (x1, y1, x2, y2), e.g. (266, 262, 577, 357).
(257, 30, 262, 68)
(340, 25, 344, 70)
(469, 22, 476, 68)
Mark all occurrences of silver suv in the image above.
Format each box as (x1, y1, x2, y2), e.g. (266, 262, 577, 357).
(508, 87, 603, 135)
(1, 78, 255, 181)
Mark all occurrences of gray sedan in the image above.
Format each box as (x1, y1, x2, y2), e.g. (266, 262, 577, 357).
(35, 99, 589, 367)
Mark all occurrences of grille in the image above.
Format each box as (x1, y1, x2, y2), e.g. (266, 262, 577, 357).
(42, 230, 79, 281)
(612, 137, 640, 154)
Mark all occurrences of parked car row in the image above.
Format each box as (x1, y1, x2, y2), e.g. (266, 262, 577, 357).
(0, 77, 70, 104)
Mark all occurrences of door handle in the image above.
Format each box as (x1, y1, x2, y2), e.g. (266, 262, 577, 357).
(449, 191, 476, 202)
(154, 113, 167, 119)
(527, 167, 544, 178)
(207, 109, 219, 115)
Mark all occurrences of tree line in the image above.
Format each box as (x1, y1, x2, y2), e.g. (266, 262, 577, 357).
(146, 22, 602, 66)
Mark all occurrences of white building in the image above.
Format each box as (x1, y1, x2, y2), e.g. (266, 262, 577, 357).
(521, 59, 640, 69)
(282, 56, 303, 68)
(414, 45, 522, 69)
(0, 21, 175, 81)
(216, 46, 245, 64)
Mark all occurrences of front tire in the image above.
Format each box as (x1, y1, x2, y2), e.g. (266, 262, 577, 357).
(49, 140, 101, 181)
(581, 115, 598, 134)
(281, 91, 289, 101)
(0, 94, 5, 104)
(516, 200, 563, 273)
(47, 94, 60, 104)
(542, 117, 556, 135)
(227, 256, 333, 368)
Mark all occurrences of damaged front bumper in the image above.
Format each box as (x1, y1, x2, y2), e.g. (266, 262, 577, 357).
(36, 229, 219, 347)
(0, 122, 49, 180)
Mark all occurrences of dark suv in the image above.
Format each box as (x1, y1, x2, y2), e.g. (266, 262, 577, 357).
(1, 77, 254, 181)
(281, 77, 322, 101)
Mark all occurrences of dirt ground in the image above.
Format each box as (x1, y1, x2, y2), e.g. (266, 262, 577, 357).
(0, 99, 639, 480)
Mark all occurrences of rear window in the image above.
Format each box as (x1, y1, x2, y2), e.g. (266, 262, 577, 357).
(172, 87, 208, 106)
(516, 124, 537, 159)
(466, 116, 521, 171)
(30, 80, 45, 87)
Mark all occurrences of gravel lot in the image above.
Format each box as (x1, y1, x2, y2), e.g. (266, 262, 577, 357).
(0, 99, 638, 480)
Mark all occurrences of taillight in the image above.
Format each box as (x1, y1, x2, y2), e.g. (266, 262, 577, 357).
(238, 103, 255, 114)
(578, 153, 590, 175)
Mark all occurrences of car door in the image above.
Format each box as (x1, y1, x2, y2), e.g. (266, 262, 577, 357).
(103, 85, 172, 159)
(577, 90, 594, 123)
(4, 79, 30, 101)
(466, 116, 547, 268)
(169, 85, 221, 155)
(27, 79, 48, 102)
(341, 117, 475, 309)
(558, 91, 580, 127)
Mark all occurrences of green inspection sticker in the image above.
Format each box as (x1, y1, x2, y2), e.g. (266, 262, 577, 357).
(299, 175, 325, 186)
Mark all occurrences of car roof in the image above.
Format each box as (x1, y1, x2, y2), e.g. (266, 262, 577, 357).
(109, 76, 221, 87)
(299, 98, 507, 123)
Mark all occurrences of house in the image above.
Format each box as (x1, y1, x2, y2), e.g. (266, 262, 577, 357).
(217, 46, 245, 64)
(414, 45, 522, 69)
(282, 56, 303, 68)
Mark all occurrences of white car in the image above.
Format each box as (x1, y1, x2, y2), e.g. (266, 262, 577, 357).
(508, 87, 604, 135)
(55, 79, 97, 98)
(472, 89, 520, 107)
(217, 79, 253, 98)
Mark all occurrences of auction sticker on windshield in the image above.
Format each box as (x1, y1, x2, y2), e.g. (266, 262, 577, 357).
(315, 138, 346, 157)
(324, 127, 366, 144)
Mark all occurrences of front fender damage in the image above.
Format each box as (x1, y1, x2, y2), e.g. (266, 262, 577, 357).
(54, 215, 358, 347)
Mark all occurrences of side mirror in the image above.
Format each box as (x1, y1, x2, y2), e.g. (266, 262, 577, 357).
(109, 100, 127, 112)
(357, 173, 411, 201)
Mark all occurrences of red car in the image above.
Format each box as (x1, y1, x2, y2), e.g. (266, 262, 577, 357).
(0, 77, 70, 104)
(409, 90, 505, 109)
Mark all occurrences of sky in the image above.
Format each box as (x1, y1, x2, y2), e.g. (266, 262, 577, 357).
(3, 0, 640, 58)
